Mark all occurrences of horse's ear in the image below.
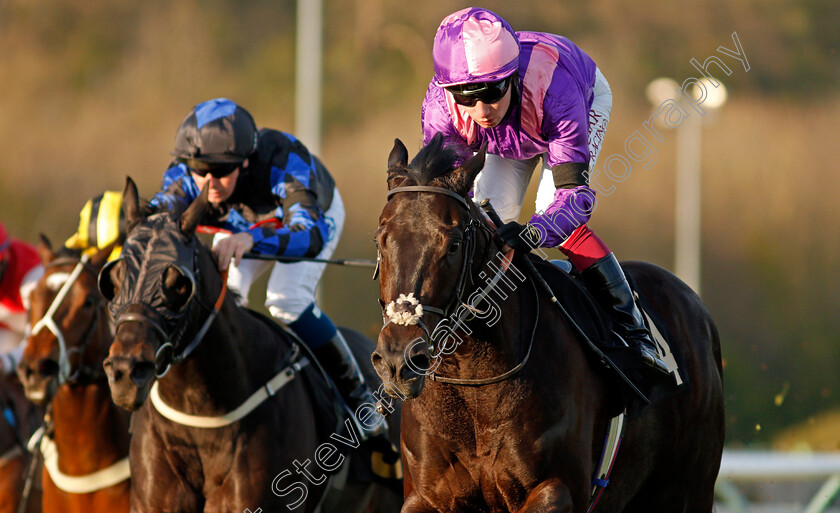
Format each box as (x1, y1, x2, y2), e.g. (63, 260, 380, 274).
(90, 240, 118, 269)
(388, 139, 408, 169)
(451, 143, 486, 197)
(123, 176, 142, 234)
(180, 183, 210, 238)
(387, 139, 410, 191)
(37, 233, 55, 266)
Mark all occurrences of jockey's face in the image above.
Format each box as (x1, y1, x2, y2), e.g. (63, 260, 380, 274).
(461, 87, 512, 129)
(190, 160, 246, 206)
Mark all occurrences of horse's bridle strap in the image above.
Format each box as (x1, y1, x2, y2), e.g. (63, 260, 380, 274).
(429, 275, 540, 386)
(0, 445, 23, 466)
(383, 183, 538, 387)
(116, 311, 169, 343)
(169, 268, 229, 369)
(31, 254, 96, 385)
(387, 185, 471, 210)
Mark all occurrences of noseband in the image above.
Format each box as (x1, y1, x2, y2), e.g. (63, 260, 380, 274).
(31, 255, 105, 385)
(108, 237, 227, 377)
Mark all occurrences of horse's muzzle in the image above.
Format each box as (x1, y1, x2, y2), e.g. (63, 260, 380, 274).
(103, 355, 155, 410)
(372, 337, 431, 399)
(17, 357, 59, 405)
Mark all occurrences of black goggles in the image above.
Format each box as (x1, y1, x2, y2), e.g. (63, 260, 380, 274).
(186, 162, 240, 179)
(446, 77, 511, 107)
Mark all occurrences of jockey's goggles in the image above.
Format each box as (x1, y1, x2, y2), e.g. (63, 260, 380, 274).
(185, 161, 240, 179)
(446, 77, 511, 107)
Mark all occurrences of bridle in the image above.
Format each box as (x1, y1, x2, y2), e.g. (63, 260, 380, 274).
(381, 185, 539, 386)
(104, 235, 227, 378)
(30, 255, 105, 385)
(381, 186, 492, 333)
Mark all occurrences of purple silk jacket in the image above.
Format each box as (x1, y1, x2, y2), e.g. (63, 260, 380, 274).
(422, 31, 597, 168)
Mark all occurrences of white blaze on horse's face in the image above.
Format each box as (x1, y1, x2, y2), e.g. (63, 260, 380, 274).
(45, 273, 71, 291)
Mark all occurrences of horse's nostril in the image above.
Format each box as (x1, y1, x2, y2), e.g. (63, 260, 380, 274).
(131, 362, 156, 386)
(38, 359, 60, 378)
(20, 365, 33, 378)
(404, 353, 431, 378)
(371, 351, 396, 381)
(371, 352, 383, 368)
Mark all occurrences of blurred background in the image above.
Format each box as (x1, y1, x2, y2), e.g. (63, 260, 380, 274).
(0, 0, 837, 456)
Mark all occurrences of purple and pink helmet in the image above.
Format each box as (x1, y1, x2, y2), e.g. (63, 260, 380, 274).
(433, 7, 520, 87)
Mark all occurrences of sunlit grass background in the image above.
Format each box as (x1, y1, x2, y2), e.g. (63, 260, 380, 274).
(1, 0, 837, 448)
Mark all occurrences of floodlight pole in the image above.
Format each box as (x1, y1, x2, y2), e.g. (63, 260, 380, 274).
(675, 113, 702, 295)
(296, 0, 322, 156)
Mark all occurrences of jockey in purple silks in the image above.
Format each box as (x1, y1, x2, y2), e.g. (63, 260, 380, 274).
(421, 7, 669, 378)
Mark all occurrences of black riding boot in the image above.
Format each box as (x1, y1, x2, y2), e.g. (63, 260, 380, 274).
(313, 332, 397, 456)
(580, 254, 671, 378)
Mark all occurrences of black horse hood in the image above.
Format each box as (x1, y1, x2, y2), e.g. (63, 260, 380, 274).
(105, 213, 200, 325)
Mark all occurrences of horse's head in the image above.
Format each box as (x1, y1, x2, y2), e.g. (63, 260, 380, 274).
(100, 177, 219, 411)
(18, 238, 114, 405)
(371, 135, 491, 399)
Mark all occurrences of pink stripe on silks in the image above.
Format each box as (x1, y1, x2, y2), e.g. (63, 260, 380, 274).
(444, 92, 479, 145)
(520, 42, 560, 141)
(461, 16, 519, 77)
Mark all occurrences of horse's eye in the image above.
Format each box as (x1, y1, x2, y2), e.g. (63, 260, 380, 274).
(83, 296, 95, 309)
(448, 240, 462, 254)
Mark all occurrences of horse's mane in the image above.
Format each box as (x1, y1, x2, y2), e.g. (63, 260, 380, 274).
(388, 135, 465, 191)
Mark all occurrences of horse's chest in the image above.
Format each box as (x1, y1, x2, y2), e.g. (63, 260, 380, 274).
(416, 448, 532, 512)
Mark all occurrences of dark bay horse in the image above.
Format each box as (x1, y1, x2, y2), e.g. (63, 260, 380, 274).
(0, 375, 41, 513)
(98, 178, 400, 512)
(371, 136, 725, 512)
(17, 239, 130, 512)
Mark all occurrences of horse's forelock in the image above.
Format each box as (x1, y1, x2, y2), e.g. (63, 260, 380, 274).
(403, 142, 461, 187)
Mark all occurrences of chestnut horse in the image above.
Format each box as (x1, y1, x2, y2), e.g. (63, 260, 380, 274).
(98, 178, 400, 512)
(17, 239, 130, 513)
(371, 136, 725, 512)
(0, 375, 41, 513)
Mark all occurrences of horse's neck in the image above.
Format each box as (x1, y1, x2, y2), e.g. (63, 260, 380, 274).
(451, 257, 532, 374)
(155, 302, 265, 414)
(50, 382, 130, 472)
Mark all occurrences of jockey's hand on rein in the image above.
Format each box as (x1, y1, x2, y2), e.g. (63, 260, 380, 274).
(496, 221, 542, 252)
(212, 232, 254, 271)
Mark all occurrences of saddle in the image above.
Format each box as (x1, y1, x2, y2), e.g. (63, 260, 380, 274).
(530, 257, 686, 418)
